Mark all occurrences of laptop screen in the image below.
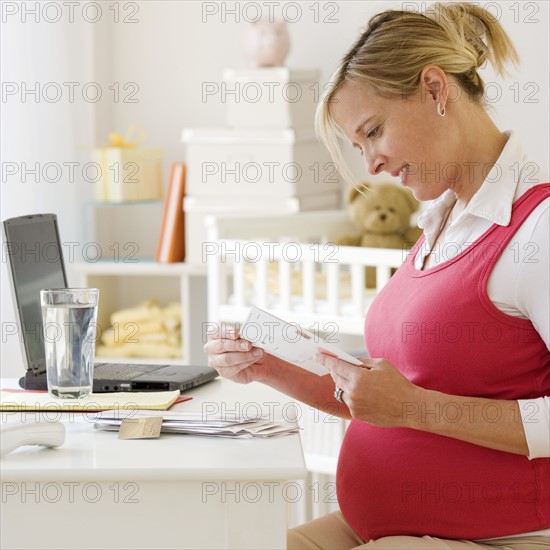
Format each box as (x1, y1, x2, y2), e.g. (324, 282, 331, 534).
(3, 214, 68, 373)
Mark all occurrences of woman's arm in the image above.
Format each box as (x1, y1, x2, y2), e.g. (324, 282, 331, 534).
(263, 356, 352, 419)
(204, 328, 350, 418)
(318, 354, 534, 456)
(407, 387, 530, 456)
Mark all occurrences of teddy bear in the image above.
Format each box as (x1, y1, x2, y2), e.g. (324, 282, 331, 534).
(335, 182, 423, 287)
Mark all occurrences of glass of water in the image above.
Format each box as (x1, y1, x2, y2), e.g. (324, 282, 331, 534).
(40, 288, 99, 398)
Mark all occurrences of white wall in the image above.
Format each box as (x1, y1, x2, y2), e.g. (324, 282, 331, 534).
(1, 1, 549, 378)
(1, 8, 98, 378)
(108, 0, 549, 181)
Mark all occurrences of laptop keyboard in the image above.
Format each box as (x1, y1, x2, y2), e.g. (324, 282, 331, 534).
(94, 363, 166, 380)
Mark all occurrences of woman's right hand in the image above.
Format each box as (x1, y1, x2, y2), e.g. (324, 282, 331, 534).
(203, 326, 271, 384)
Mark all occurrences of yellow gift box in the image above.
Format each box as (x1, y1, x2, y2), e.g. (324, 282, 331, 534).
(92, 127, 163, 202)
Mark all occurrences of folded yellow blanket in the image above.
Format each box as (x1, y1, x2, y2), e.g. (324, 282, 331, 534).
(99, 300, 183, 358)
(110, 300, 181, 326)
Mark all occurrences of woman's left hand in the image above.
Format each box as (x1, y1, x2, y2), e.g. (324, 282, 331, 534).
(314, 353, 423, 427)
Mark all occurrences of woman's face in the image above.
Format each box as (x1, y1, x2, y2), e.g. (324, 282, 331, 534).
(330, 76, 462, 201)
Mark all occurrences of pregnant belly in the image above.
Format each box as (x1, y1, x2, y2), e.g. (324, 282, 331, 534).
(336, 420, 549, 541)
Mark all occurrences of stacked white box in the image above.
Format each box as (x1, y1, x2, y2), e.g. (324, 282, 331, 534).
(182, 128, 340, 199)
(182, 67, 342, 264)
(223, 68, 320, 130)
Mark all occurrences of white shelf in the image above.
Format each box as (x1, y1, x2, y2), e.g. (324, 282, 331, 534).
(85, 199, 163, 207)
(74, 261, 208, 366)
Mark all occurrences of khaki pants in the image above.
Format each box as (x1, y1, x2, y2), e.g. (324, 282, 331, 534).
(287, 511, 550, 550)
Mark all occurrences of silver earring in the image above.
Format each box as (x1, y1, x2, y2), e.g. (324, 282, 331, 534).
(437, 103, 446, 117)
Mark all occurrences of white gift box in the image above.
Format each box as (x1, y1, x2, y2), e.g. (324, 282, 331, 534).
(222, 68, 320, 130)
(183, 192, 341, 264)
(92, 147, 163, 202)
(181, 127, 340, 199)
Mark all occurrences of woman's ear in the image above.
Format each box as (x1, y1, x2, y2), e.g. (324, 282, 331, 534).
(419, 65, 448, 106)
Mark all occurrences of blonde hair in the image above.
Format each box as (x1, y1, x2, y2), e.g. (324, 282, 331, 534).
(315, 2, 520, 184)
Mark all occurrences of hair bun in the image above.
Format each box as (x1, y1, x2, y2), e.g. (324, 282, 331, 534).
(424, 3, 489, 69)
(467, 18, 489, 67)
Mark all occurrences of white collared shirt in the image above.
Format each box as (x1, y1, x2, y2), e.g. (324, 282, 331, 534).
(414, 131, 549, 539)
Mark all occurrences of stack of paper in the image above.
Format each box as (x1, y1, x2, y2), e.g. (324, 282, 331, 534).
(93, 410, 300, 439)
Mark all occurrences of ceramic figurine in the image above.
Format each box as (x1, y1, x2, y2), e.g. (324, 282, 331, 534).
(241, 19, 290, 67)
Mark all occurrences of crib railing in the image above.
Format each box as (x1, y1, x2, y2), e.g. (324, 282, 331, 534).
(205, 212, 406, 336)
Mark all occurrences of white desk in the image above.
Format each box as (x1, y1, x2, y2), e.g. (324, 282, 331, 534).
(0, 378, 307, 550)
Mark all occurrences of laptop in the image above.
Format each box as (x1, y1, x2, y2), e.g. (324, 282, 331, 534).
(2, 214, 218, 392)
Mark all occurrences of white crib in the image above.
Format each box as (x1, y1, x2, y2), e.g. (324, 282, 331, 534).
(204, 210, 406, 463)
(205, 210, 405, 330)
(204, 211, 406, 524)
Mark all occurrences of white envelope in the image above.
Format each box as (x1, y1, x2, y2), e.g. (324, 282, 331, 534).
(241, 306, 363, 376)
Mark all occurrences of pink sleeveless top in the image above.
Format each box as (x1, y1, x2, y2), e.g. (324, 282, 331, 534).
(337, 184, 550, 541)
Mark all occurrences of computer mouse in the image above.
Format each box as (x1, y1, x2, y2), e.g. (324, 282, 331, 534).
(0, 418, 65, 457)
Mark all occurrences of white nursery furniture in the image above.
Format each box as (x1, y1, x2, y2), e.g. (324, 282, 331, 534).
(205, 210, 405, 340)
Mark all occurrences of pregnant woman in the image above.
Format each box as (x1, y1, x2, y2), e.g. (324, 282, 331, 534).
(204, 2, 549, 548)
